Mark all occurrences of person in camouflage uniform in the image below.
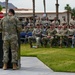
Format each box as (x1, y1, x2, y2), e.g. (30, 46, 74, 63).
(41, 17, 51, 27)
(72, 25, 75, 47)
(52, 17, 59, 27)
(41, 25, 48, 47)
(69, 16, 75, 26)
(22, 25, 29, 33)
(27, 24, 34, 33)
(55, 25, 63, 48)
(46, 25, 57, 47)
(28, 23, 42, 48)
(61, 17, 67, 26)
(42, 25, 57, 47)
(0, 9, 22, 70)
(61, 25, 69, 47)
(68, 25, 75, 48)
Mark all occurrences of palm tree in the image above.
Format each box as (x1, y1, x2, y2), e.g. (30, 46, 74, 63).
(0, 5, 2, 11)
(43, 0, 46, 16)
(71, 8, 75, 17)
(6, 0, 8, 15)
(64, 4, 71, 25)
(55, 0, 59, 20)
(32, 0, 35, 26)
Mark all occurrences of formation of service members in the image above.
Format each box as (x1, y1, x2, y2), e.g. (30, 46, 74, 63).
(21, 16, 75, 48)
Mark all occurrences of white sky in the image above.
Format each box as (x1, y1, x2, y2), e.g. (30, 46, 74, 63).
(0, 0, 75, 11)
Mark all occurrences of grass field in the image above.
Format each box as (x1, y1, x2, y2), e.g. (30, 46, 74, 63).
(21, 44, 75, 72)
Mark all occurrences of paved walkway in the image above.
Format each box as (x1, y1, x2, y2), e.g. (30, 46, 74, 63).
(0, 57, 75, 75)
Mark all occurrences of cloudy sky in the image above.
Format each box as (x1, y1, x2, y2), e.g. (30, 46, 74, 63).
(0, 0, 75, 11)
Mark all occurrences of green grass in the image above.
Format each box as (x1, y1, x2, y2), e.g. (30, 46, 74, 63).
(21, 44, 75, 72)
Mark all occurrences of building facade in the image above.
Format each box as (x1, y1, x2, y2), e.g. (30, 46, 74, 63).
(2, 9, 71, 23)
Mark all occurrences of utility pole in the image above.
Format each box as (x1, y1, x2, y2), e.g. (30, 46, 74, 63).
(32, 0, 35, 26)
(6, 0, 8, 15)
(55, 0, 59, 20)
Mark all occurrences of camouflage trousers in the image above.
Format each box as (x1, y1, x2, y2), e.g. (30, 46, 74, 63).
(56, 36, 68, 47)
(42, 36, 54, 47)
(3, 38, 19, 63)
(68, 36, 75, 46)
(72, 37, 75, 45)
(28, 36, 41, 47)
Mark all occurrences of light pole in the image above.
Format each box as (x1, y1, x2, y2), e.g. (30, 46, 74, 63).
(5, 0, 8, 15)
(55, 0, 59, 20)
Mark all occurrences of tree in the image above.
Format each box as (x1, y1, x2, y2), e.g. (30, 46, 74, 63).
(6, 0, 8, 15)
(0, 5, 2, 11)
(71, 8, 75, 17)
(64, 4, 71, 25)
(55, 0, 59, 20)
(43, 0, 46, 16)
(32, 0, 35, 26)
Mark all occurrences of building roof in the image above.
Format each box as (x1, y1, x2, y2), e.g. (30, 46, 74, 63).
(1, 8, 68, 14)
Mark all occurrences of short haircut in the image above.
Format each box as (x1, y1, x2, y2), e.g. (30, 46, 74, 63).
(8, 9, 15, 15)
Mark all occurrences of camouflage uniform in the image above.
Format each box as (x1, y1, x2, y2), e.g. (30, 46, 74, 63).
(40, 17, 51, 27)
(52, 20, 59, 26)
(22, 25, 29, 33)
(55, 25, 63, 47)
(46, 26, 57, 47)
(68, 25, 75, 47)
(62, 26, 68, 47)
(73, 27, 75, 47)
(61, 20, 67, 26)
(28, 24, 42, 48)
(69, 18, 75, 26)
(28, 25, 34, 33)
(41, 26, 48, 47)
(52, 17, 59, 27)
(41, 20, 51, 26)
(0, 15, 21, 63)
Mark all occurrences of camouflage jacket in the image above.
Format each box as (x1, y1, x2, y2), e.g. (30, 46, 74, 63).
(32, 28, 42, 37)
(0, 15, 22, 40)
(47, 29, 57, 36)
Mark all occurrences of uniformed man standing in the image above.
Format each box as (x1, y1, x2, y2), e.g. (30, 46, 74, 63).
(52, 17, 59, 27)
(61, 17, 67, 26)
(69, 16, 75, 26)
(0, 9, 22, 70)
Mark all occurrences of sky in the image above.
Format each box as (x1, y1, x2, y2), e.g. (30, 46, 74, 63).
(0, 0, 75, 11)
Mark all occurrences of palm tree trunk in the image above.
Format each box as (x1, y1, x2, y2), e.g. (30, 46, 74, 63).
(32, 0, 35, 26)
(56, 0, 59, 20)
(43, 0, 46, 16)
(6, 0, 8, 15)
(67, 11, 69, 25)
